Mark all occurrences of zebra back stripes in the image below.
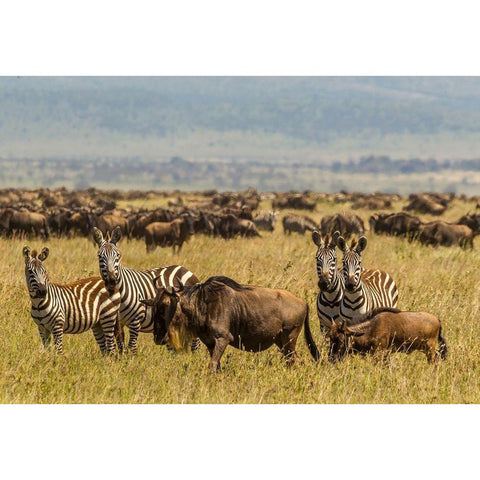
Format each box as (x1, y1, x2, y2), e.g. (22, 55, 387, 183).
(337, 234, 398, 321)
(312, 230, 343, 331)
(93, 227, 199, 353)
(23, 245, 120, 354)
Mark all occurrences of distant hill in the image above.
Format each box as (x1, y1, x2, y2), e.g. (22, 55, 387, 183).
(1, 77, 480, 193)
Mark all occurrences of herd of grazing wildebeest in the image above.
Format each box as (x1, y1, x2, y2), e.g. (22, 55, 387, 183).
(4, 187, 479, 372)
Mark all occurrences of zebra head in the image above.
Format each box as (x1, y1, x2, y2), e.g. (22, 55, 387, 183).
(312, 230, 339, 291)
(23, 245, 49, 299)
(93, 226, 122, 293)
(337, 234, 367, 292)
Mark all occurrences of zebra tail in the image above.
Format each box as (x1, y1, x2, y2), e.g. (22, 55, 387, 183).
(303, 304, 320, 361)
(438, 324, 447, 360)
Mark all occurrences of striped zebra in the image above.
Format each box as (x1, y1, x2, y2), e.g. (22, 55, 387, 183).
(92, 226, 199, 353)
(336, 234, 398, 321)
(23, 245, 120, 354)
(312, 230, 343, 332)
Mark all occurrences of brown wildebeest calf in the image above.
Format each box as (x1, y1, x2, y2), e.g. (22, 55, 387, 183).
(324, 307, 447, 363)
(142, 275, 308, 373)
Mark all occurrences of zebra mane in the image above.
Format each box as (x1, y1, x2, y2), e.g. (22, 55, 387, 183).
(347, 307, 402, 326)
(31, 249, 38, 258)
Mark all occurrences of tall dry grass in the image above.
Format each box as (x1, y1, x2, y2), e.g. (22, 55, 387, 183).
(1, 198, 479, 403)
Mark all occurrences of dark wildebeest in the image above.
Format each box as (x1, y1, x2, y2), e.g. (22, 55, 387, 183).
(369, 212, 422, 240)
(219, 214, 261, 239)
(142, 276, 308, 373)
(253, 210, 278, 232)
(417, 221, 476, 249)
(320, 213, 365, 239)
(0, 208, 49, 239)
(322, 307, 447, 363)
(403, 194, 447, 215)
(282, 214, 318, 235)
(458, 213, 480, 234)
(88, 213, 130, 238)
(144, 213, 195, 253)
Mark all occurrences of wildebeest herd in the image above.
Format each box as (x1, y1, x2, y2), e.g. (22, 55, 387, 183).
(15, 187, 474, 372)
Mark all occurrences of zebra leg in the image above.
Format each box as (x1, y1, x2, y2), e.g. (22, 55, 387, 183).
(52, 321, 65, 354)
(99, 313, 118, 355)
(126, 317, 142, 354)
(92, 324, 107, 354)
(38, 325, 52, 349)
(114, 319, 125, 354)
(190, 337, 202, 353)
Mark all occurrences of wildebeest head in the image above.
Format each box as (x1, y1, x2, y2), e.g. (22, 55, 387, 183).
(327, 320, 365, 362)
(337, 234, 367, 292)
(140, 282, 194, 351)
(23, 245, 50, 299)
(312, 230, 340, 291)
(180, 213, 196, 236)
(93, 226, 122, 293)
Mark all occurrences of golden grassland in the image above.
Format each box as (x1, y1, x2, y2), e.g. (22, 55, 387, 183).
(1, 197, 479, 404)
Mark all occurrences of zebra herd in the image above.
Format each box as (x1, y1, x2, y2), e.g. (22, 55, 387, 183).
(23, 225, 400, 361)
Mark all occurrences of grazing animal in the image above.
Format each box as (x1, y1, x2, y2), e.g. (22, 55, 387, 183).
(93, 226, 198, 353)
(416, 221, 476, 249)
(337, 234, 398, 321)
(143, 276, 308, 373)
(311, 230, 343, 333)
(320, 213, 365, 239)
(23, 246, 120, 354)
(282, 214, 318, 235)
(253, 210, 278, 232)
(144, 213, 195, 253)
(370, 212, 421, 240)
(219, 214, 261, 239)
(1, 209, 50, 239)
(326, 308, 447, 363)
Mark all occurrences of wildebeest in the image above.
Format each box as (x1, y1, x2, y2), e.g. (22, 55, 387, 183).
(403, 194, 447, 216)
(417, 221, 476, 249)
(142, 276, 308, 373)
(282, 214, 318, 235)
(369, 212, 422, 240)
(324, 307, 447, 363)
(219, 214, 261, 239)
(458, 213, 480, 234)
(320, 213, 365, 239)
(144, 213, 195, 253)
(253, 210, 278, 232)
(0, 208, 50, 239)
(88, 212, 130, 238)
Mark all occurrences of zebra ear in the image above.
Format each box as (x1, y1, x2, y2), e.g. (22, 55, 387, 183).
(356, 236, 367, 253)
(38, 247, 49, 262)
(22, 245, 31, 259)
(110, 226, 122, 245)
(92, 227, 104, 246)
(336, 235, 347, 251)
(312, 230, 323, 246)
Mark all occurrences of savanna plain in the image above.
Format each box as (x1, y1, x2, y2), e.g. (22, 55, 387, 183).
(1, 195, 479, 404)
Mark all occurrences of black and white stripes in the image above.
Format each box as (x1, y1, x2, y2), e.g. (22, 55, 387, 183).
(23, 246, 120, 354)
(93, 227, 199, 353)
(337, 234, 398, 321)
(311, 230, 344, 331)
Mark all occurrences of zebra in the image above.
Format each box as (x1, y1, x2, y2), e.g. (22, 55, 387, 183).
(311, 230, 344, 332)
(23, 245, 120, 354)
(92, 226, 199, 354)
(336, 234, 398, 321)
